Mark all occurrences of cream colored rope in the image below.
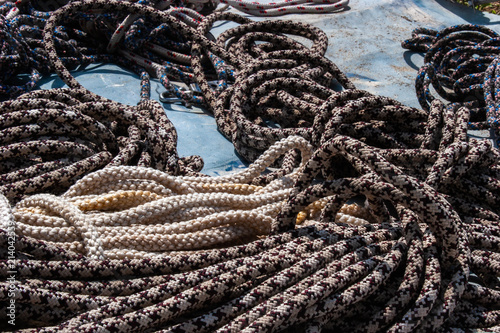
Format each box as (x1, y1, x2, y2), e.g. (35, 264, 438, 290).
(13, 135, 374, 259)
(14, 136, 355, 259)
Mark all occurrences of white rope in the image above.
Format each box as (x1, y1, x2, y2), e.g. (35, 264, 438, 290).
(12, 136, 313, 258)
(216, 0, 349, 16)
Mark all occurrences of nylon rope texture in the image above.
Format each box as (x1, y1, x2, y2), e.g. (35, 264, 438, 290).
(402, 24, 500, 146)
(0, 1, 499, 332)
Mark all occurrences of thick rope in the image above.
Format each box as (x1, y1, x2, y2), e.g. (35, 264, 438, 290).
(0, 1, 498, 332)
(0, 87, 200, 202)
(12, 136, 315, 258)
(2, 128, 498, 331)
(402, 24, 500, 145)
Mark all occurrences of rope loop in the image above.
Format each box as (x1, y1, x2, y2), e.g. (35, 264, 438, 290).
(0, 87, 188, 202)
(403, 24, 500, 144)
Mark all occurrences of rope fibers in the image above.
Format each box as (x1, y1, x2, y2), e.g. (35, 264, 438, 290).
(0, 1, 498, 332)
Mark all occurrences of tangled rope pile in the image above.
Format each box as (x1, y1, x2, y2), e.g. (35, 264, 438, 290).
(186, 10, 437, 163)
(0, 1, 499, 332)
(12, 136, 317, 258)
(0, 0, 362, 196)
(402, 24, 500, 145)
(2, 127, 499, 331)
(0, 0, 347, 101)
(0, 87, 209, 202)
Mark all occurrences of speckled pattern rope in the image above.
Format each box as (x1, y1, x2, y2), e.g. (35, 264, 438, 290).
(0, 0, 110, 99)
(0, 1, 499, 332)
(215, 0, 349, 16)
(2, 127, 499, 331)
(0, 87, 204, 202)
(189, 11, 443, 163)
(402, 24, 500, 145)
(0, 0, 230, 102)
(40, 0, 235, 107)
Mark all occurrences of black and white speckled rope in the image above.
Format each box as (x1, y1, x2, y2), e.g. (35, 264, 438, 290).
(402, 24, 500, 145)
(188, 11, 451, 164)
(0, 87, 206, 202)
(2, 128, 499, 331)
(1, 93, 499, 331)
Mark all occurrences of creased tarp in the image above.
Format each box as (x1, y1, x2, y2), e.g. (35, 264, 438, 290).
(39, 0, 500, 175)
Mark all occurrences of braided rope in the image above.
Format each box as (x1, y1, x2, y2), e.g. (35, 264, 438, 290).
(215, 0, 349, 16)
(0, 0, 232, 104)
(2, 128, 498, 331)
(12, 136, 316, 258)
(0, 0, 112, 99)
(38, 0, 235, 107)
(402, 24, 500, 145)
(0, 87, 199, 202)
(0, 1, 498, 332)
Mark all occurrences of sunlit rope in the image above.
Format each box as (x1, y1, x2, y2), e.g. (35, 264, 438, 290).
(216, 0, 349, 16)
(2, 129, 498, 331)
(0, 1, 498, 332)
(12, 136, 316, 258)
(0, 87, 205, 202)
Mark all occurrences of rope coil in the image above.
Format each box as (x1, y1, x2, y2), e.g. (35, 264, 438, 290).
(12, 136, 314, 258)
(0, 87, 199, 202)
(0, 1, 498, 332)
(3, 127, 498, 331)
(402, 24, 500, 145)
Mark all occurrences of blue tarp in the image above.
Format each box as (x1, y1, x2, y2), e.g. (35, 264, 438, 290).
(39, 0, 500, 175)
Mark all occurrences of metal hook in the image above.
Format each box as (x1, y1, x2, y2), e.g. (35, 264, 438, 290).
(159, 91, 183, 104)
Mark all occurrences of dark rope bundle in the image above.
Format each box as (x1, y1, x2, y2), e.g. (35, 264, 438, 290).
(90, 0, 221, 107)
(0, 87, 206, 202)
(0, 0, 111, 99)
(50, 0, 236, 107)
(402, 24, 500, 145)
(0, 4, 40, 98)
(0, 0, 230, 102)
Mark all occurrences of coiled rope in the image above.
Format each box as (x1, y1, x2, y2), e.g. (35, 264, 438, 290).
(2, 128, 499, 331)
(215, 0, 349, 16)
(0, 0, 231, 103)
(0, 1, 498, 332)
(0, 0, 110, 99)
(12, 136, 315, 259)
(402, 24, 500, 145)
(0, 87, 206, 202)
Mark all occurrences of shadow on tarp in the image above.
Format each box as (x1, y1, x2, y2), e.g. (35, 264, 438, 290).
(35, 0, 500, 174)
(433, 0, 500, 25)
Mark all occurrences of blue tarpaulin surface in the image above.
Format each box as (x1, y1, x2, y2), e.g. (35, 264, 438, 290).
(39, 0, 500, 175)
